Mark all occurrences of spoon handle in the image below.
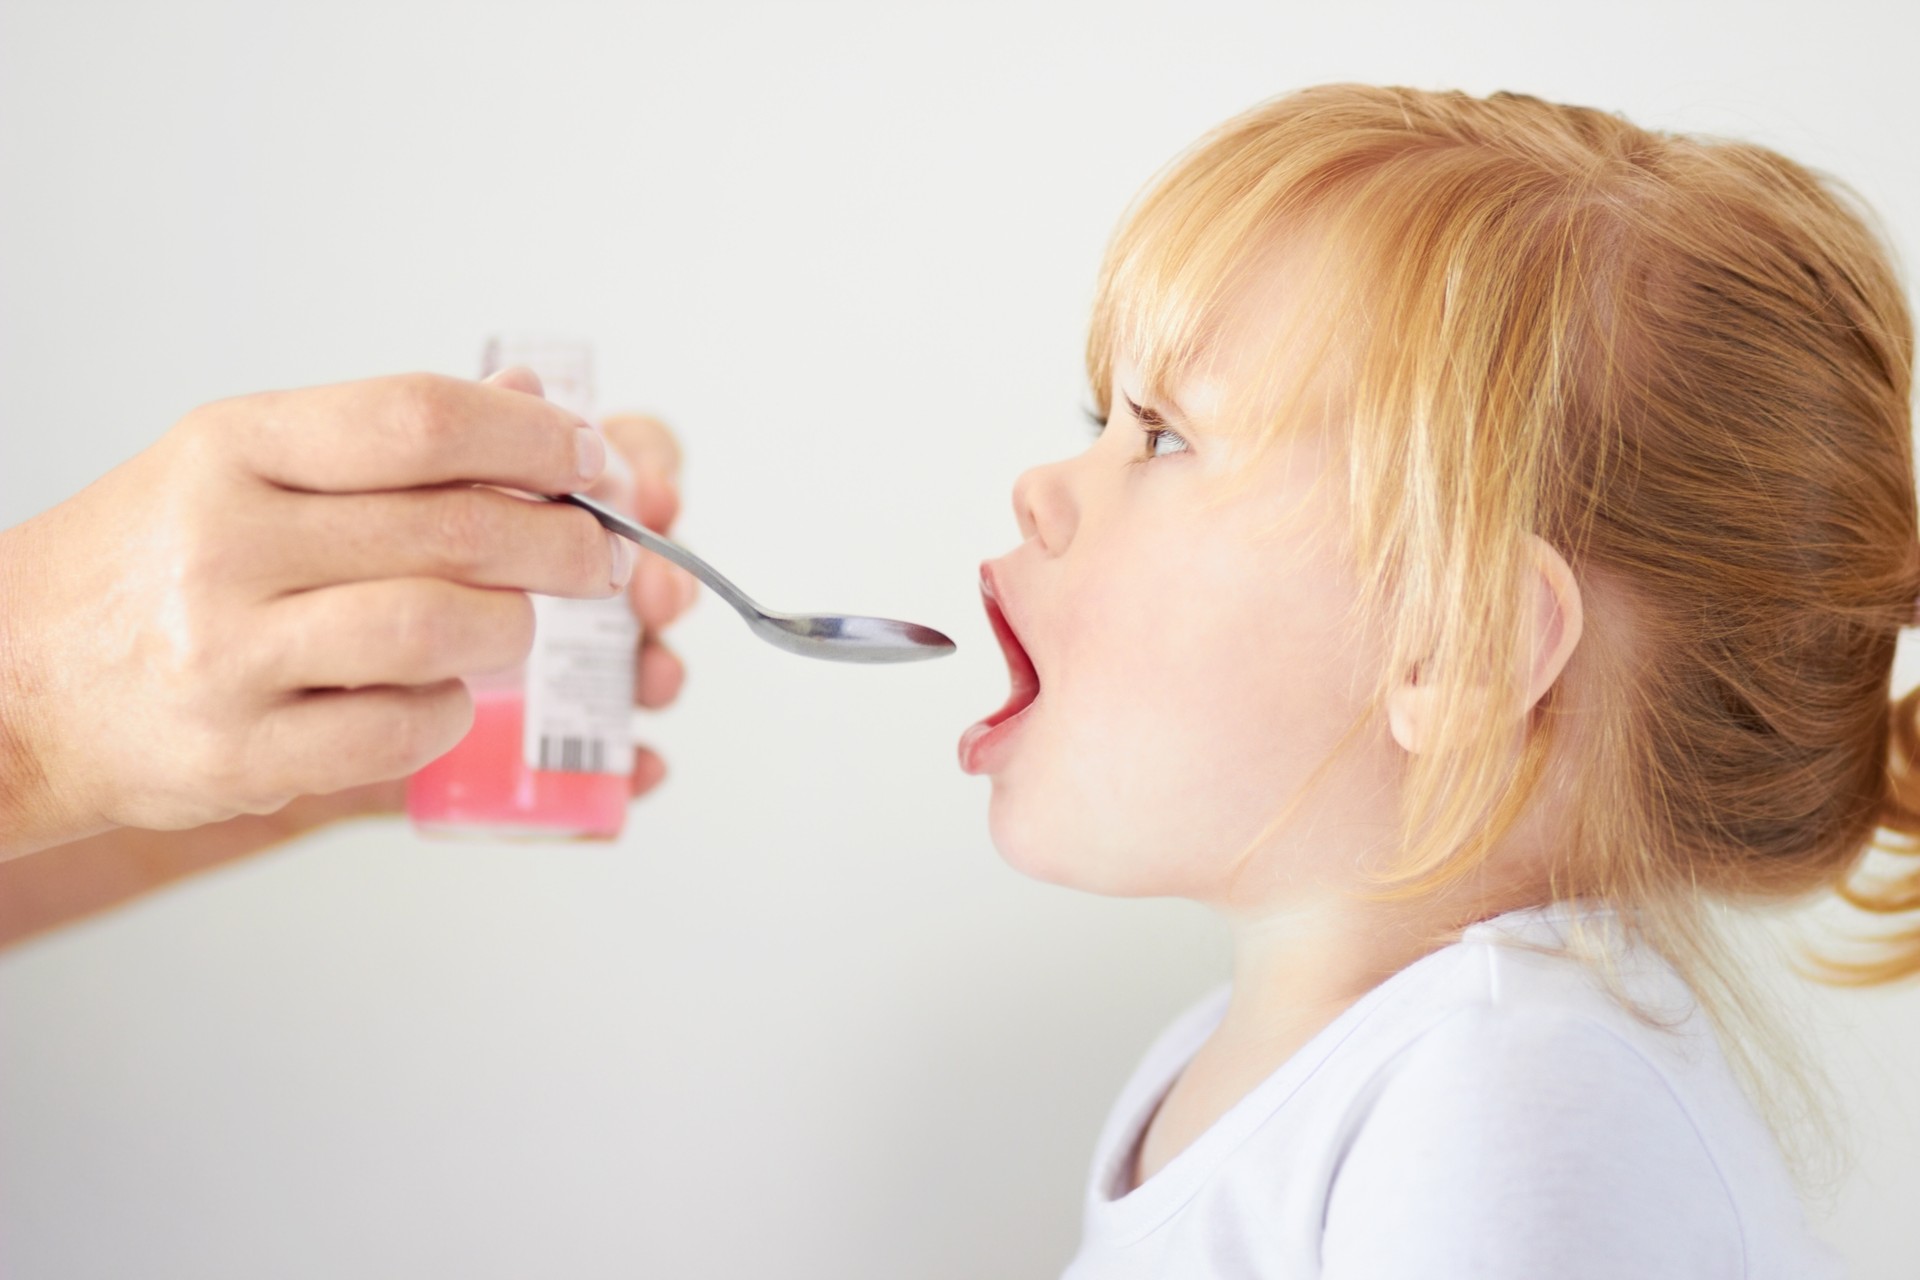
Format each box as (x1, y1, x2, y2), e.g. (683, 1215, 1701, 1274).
(549, 492, 760, 618)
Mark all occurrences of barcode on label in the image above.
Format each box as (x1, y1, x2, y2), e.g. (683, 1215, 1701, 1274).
(539, 736, 609, 774)
(522, 592, 637, 777)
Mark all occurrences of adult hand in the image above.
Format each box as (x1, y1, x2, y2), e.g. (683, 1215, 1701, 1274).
(0, 369, 696, 864)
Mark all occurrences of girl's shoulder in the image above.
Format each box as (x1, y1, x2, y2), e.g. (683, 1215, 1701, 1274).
(1322, 902, 1844, 1279)
(1379, 901, 1757, 1175)
(1324, 993, 1816, 1279)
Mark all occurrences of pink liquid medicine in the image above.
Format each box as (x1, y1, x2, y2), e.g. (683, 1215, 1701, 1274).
(406, 337, 638, 842)
(406, 678, 629, 840)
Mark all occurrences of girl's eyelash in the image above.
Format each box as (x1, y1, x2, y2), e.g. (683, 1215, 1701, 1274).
(1083, 398, 1189, 463)
(1138, 426, 1188, 462)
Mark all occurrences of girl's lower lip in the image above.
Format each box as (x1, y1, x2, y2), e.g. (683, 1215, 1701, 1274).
(958, 696, 1039, 775)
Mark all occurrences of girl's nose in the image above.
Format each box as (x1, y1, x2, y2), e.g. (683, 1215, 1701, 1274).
(1011, 459, 1078, 554)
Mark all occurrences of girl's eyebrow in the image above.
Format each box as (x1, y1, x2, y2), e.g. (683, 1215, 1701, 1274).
(1123, 392, 1177, 428)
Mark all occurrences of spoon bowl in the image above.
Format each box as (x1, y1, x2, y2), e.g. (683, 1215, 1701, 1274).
(551, 492, 956, 664)
(747, 610, 957, 663)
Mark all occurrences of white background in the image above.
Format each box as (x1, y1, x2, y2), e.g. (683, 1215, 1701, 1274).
(3, 1, 1917, 1276)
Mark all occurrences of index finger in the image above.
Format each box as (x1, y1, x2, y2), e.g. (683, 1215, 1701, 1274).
(602, 413, 683, 483)
(218, 372, 607, 496)
(600, 412, 683, 534)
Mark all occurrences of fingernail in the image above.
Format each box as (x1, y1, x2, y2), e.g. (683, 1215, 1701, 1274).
(576, 427, 606, 485)
(609, 532, 636, 590)
(485, 364, 546, 396)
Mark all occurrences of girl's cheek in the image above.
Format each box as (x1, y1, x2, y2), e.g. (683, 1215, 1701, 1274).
(1081, 525, 1196, 617)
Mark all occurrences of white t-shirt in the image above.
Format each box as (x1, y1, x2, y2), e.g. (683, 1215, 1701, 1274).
(1061, 901, 1846, 1279)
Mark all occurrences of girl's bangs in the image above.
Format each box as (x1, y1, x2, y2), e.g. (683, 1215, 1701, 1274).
(1084, 124, 1387, 467)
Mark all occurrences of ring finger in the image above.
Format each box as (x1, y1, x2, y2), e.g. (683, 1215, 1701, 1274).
(260, 577, 535, 692)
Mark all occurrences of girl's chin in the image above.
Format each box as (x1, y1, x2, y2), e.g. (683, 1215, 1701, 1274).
(985, 792, 1187, 898)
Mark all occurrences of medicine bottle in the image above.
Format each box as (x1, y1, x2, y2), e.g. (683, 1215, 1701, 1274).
(406, 336, 639, 840)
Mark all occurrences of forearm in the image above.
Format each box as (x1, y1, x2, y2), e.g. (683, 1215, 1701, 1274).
(0, 826, 196, 948)
(0, 814, 293, 948)
(0, 782, 403, 948)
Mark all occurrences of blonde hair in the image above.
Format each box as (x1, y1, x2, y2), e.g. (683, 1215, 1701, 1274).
(1086, 84, 1917, 1181)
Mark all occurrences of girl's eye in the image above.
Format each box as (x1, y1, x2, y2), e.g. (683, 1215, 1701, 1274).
(1144, 427, 1189, 459)
(1081, 400, 1190, 463)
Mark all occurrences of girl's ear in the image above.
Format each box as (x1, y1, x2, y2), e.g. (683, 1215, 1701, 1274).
(1387, 662, 1425, 754)
(1519, 532, 1584, 719)
(1388, 535, 1584, 755)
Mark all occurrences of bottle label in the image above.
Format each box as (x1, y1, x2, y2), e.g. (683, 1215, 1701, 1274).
(521, 592, 639, 775)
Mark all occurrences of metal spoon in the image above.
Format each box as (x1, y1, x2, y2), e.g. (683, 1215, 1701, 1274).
(549, 492, 956, 664)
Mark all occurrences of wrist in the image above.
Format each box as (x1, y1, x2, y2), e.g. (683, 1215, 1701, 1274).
(0, 520, 95, 858)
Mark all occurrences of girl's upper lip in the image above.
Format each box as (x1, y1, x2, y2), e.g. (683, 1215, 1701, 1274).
(979, 560, 1040, 682)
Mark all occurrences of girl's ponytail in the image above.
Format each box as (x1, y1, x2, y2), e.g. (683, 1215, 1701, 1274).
(1824, 600, 1920, 984)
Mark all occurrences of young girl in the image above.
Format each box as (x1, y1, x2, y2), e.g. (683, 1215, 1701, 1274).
(959, 83, 1916, 1277)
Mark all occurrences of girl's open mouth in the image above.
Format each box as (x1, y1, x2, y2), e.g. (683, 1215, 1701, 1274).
(959, 565, 1041, 775)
